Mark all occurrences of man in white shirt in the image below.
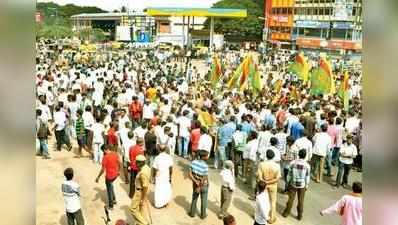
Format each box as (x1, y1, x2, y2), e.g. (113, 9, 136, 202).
(261, 138, 281, 163)
(38, 96, 52, 123)
(92, 117, 105, 164)
(257, 125, 274, 156)
(142, 101, 154, 121)
(311, 124, 332, 183)
(152, 145, 173, 208)
(218, 160, 235, 219)
(243, 131, 259, 190)
(133, 122, 148, 141)
(197, 127, 213, 155)
(291, 130, 313, 162)
(67, 94, 80, 139)
(118, 109, 130, 130)
(62, 168, 85, 225)
(53, 105, 72, 151)
(345, 111, 360, 134)
(176, 110, 191, 158)
(82, 106, 95, 151)
(335, 135, 358, 188)
(254, 181, 270, 225)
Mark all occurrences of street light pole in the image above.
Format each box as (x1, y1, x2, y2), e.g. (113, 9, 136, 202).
(258, 16, 269, 54)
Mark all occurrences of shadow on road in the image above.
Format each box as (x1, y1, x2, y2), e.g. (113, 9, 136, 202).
(232, 197, 253, 217)
(120, 205, 134, 225)
(59, 214, 67, 225)
(174, 195, 190, 213)
(93, 187, 107, 204)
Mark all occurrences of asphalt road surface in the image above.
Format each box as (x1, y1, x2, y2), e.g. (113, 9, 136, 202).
(36, 136, 361, 225)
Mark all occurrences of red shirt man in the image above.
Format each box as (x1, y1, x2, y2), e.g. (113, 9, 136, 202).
(129, 140, 145, 172)
(101, 149, 120, 180)
(190, 128, 201, 154)
(107, 126, 118, 146)
(129, 98, 143, 120)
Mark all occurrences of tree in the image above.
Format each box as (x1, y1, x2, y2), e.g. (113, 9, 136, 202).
(36, 2, 107, 26)
(37, 24, 73, 38)
(36, 2, 108, 39)
(75, 28, 107, 42)
(204, 0, 264, 40)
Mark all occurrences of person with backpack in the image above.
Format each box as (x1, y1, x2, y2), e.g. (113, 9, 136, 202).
(36, 109, 51, 159)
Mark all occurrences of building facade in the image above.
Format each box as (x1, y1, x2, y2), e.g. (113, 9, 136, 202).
(293, 0, 362, 53)
(265, 0, 295, 47)
(153, 16, 207, 47)
(264, 0, 363, 52)
(71, 12, 155, 42)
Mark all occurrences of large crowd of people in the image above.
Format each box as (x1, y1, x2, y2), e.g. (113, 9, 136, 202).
(36, 38, 362, 225)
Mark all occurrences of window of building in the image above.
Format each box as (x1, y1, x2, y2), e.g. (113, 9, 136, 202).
(325, 8, 330, 15)
(320, 28, 329, 38)
(352, 7, 356, 16)
(288, 8, 293, 14)
(331, 28, 348, 39)
(303, 28, 322, 37)
(319, 8, 324, 15)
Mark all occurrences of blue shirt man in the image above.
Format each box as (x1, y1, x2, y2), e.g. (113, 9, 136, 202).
(264, 113, 276, 129)
(291, 121, 305, 141)
(241, 121, 254, 136)
(218, 121, 236, 146)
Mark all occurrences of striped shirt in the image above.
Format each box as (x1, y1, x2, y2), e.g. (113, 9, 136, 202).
(287, 159, 311, 189)
(190, 159, 209, 185)
(75, 117, 85, 138)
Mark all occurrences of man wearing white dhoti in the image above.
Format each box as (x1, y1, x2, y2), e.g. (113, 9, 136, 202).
(152, 144, 173, 208)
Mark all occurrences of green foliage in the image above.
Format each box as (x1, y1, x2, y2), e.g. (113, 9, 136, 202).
(204, 0, 264, 40)
(36, 1, 107, 26)
(76, 28, 107, 42)
(36, 2, 107, 39)
(36, 24, 73, 38)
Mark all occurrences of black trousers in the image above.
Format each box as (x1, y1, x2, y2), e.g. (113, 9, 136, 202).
(55, 129, 71, 151)
(66, 209, 84, 225)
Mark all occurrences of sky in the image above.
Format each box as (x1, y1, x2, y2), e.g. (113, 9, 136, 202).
(37, 0, 220, 11)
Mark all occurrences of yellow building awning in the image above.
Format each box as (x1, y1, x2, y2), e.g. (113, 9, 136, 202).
(145, 7, 247, 18)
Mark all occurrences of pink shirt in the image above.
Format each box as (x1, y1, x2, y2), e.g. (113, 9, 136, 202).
(327, 125, 344, 148)
(322, 194, 362, 225)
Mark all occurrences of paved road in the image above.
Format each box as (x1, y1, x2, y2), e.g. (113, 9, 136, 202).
(37, 137, 361, 225)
